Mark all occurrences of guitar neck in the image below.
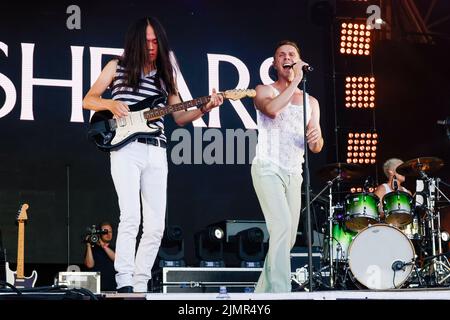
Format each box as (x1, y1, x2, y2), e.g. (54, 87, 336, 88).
(143, 95, 215, 120)
(16, 222, 25, 278)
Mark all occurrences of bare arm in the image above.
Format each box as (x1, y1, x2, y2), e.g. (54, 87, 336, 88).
(254, 62, 303, 119)
(84, 243, 95, 269)
(172, 88, 223, 126)
(404, 187, 412, 196)
(82, 59, 130, 118)
(374, 185, 386, 217)
(374, 184, 386, 200)
(102, 245, 115, 262)
(306, 96, 324, 153)
(253, 82, 300, 119)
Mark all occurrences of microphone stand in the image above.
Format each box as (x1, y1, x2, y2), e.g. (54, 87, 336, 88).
(300, 70, 314, 291)
(301, 174, 341, 214)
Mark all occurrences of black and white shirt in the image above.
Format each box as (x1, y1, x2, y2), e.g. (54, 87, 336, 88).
(111, 63, 168, 142)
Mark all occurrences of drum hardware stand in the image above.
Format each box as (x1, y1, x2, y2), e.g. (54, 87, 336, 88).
(339, 263, 352, 289)
(422, 252, 450, 284)
(325, 175, 342, 288)
(291, 263, 333, 292)
(417, 170, 450, 286)
(302, 174, 343, 288)
(329, 176, 345, 288)
(410, 262, 425, 288)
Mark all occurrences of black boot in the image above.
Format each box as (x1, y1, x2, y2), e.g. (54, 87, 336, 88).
(117, 286, 134, 293)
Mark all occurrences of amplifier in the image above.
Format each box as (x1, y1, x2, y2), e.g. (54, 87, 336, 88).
(151, 267, 261, 293)
(213, 220, 269, 243)
(290, 246, 322, 272)
(57, 272, 101, 294)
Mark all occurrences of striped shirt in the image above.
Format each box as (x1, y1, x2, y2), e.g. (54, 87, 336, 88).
(111, 63, 168, 142)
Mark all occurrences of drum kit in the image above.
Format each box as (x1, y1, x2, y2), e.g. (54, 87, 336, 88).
(306, 157, 450, 290)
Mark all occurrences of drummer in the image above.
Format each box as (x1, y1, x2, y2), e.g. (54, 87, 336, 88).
(374, 158, 412, 218)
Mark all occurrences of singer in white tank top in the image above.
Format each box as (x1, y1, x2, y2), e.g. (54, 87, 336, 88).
(251, 41, 323, 293)
(254, 85, 312, 173)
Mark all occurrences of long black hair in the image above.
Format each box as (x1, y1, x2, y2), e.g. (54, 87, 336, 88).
(119, 17, 177, 95)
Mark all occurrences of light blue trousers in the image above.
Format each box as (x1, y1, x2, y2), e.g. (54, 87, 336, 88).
(251, 159, 303, 293)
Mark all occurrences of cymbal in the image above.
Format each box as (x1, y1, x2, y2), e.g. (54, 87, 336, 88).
(396, 157, 444, 177)
(317, 162, 365, 181)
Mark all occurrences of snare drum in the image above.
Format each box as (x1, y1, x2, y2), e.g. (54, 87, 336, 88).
(345, 192, 380, 232)
(383, 191, 414, 227)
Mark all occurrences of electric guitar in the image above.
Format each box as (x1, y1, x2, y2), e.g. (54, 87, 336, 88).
(5, 204, 38, 288)
(88, 89, 256, 152)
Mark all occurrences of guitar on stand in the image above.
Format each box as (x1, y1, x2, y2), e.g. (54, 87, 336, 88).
(5, 204, 38, 289)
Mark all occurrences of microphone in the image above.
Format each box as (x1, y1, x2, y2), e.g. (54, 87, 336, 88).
(363, 176, 370, 192)
(437, 117, 450, 126)
(393, 175, 398, 191)
(282, 62, 314, 72)
(391, 260, 414, 271)
(282, 62, 297, 69)
(392, 260, 404, 271)
(302, 65, 314, 72)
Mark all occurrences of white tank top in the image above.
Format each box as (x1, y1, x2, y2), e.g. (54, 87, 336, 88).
(254, 85, 312, 173)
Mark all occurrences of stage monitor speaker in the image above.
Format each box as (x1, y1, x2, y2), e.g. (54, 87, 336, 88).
(57, 271, 100, 294)
(212, 220, 269, 243)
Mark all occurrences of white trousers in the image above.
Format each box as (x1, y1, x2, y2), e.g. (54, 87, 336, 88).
(110, 141, 168, 292)
(251, 158, 303, 293)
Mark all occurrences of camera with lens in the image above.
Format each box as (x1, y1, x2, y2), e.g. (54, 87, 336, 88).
(85, 225, 108, 245)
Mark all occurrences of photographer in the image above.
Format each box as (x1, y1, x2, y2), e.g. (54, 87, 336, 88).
(84, 222, 117, 291)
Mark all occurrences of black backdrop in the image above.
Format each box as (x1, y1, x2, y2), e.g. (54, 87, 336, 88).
(0, 0, 330, 265)
(1, 1, 449, 271)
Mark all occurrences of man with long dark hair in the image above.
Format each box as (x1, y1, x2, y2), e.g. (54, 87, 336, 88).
(83, 17, 223, 293)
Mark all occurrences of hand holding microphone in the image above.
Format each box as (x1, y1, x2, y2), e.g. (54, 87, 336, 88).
(282, 61, 314, 72)
(282, 60, 313, 83)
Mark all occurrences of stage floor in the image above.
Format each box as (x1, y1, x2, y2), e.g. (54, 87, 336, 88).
(101, 287, 450, 300)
